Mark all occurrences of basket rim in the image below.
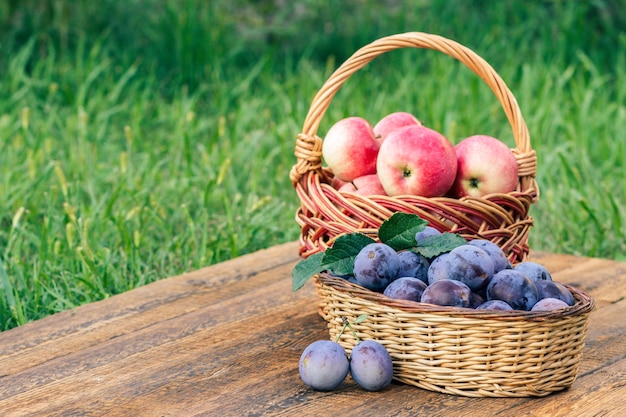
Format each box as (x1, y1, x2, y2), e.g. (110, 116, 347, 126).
(316, 271, 595, 322)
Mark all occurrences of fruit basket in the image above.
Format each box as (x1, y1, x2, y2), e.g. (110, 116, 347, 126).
(289, 31, 538, 262)
(289, 32, 595, 397)
(315, 272, 593, 397)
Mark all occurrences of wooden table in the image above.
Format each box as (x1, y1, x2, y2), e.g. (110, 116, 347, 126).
(1, 241, 625, 416)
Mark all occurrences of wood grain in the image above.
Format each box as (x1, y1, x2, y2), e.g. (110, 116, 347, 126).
(0, 241, 624, 416)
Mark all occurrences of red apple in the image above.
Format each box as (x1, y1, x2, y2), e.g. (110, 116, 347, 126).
(322, 117, 380, 182)
(338, 174, 387, 196)
(450, 135, 519, 198)
(330, 177, 347, 190)
(376, 125, 457, 197)
(373, 111, 422, 142)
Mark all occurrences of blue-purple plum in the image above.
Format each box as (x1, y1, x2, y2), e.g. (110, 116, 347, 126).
(396, 251, 429, 283)
(421, 279, 472, 308)
(349, 340, 394, 391)
(427, 246, 496, 290)
(486, 269, 539, 311)
(427, 252, 452, 285)
(444, 244, 495, 291)
(535, 280, 575, 306)
(476, 299, 514, 311)
(531, 297, 569, 311)
(353, 243, 400, 291)
(513, 261, 552, 282)
(415, 226, 441, 244)
(470, 291, 486, 308)
(299, 340, 349, 391)
(468, 239, 510, 273)
(383, 277, 427, 301)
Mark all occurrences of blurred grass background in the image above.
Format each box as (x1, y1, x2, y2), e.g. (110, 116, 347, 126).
(0, 0, 625, 330)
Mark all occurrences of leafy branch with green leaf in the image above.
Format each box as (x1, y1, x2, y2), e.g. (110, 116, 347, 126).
(292, 213, 466, 291)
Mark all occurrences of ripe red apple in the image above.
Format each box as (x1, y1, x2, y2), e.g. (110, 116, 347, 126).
(322, 116, 380, 182)
(376, 125, 457, 197)
(338, 174, 387, 196)
(330, 177, 347, 190)
(373, 111, 422, 142)
(450, 135, 519, 198)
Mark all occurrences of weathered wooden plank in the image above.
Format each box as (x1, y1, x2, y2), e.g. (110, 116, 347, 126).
(0, 241, 302, 375)
(501, 357, 626, 416)
(0, 244, 624, 416)
(575, 299, 626, 376)
(0, 262, 309, 402)
(0, 294, 321, 416)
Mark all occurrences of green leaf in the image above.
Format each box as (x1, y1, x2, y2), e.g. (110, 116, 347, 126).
(353, 314, 369, 324)
(292, 252, 325, 292)
(412, 232, 466, 258)
(379, 212, 427, 251)
(321, 233, 376, 276)
(291, 233, 375, 292)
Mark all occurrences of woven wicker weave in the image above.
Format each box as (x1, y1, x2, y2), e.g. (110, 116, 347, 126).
(291, 32, 594, 397)
(315, 272, 594, 397)
(289, 32, 539, 262)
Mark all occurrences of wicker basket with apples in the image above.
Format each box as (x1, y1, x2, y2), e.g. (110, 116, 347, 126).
(290, 32, 538, 262)
(289, 32, 594, 397)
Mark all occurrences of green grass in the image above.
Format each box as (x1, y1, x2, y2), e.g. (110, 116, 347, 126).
(1, 0, 625, 330)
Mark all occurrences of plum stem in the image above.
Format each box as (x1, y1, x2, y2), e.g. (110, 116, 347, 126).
(336, 315, 368, 343)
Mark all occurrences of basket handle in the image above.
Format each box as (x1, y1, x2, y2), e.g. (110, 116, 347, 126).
(290, 32, 536, 185)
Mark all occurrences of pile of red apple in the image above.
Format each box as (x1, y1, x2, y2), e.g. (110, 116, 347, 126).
(323, 112, 519, 198)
